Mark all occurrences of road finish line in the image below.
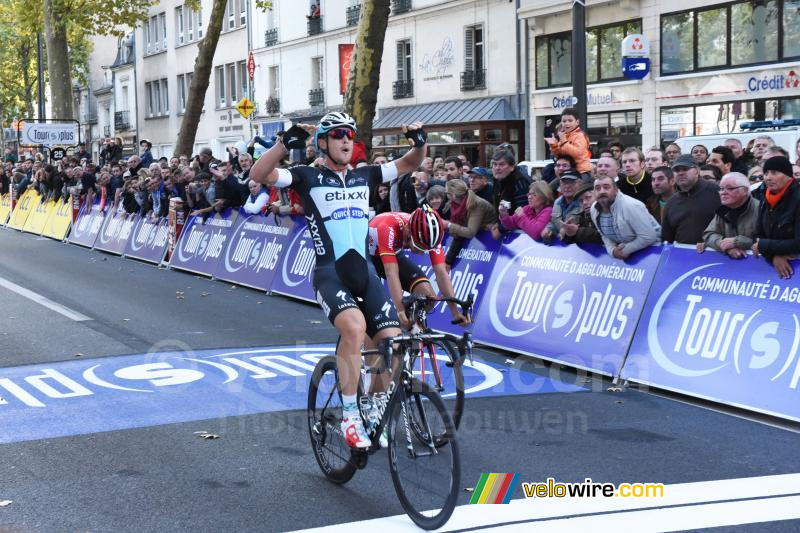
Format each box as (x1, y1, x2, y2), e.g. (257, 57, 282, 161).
(293, 473, 800, 532)
(0, 344, 586, 444)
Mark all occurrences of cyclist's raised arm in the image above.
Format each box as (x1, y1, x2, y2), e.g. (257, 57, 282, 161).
(392, 122, 428, 178)
(250, 124, 315, 187)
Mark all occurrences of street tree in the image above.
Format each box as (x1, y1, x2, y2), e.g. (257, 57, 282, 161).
(343, 0, 391, 154)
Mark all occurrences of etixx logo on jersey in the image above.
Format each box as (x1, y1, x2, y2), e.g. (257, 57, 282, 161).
(645, 264, 800, 383)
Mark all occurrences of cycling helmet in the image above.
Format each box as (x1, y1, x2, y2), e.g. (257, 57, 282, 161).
(409, 206, 444, 251)
(315, 112, 357, 148)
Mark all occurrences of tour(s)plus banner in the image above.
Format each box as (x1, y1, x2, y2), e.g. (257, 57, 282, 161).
(67, 203, 105, 248)
(169, 209, 239, 276)
(41, 198, 72, 241)
(269, 215, 317, 303)
(22, 198, 54, 235)
(622, 246, 800, 422)
(472, 235, 661, 376)
(7, 190, 39, 230)
(0, 193, 13, 225)
(401, 231, 500, 336)
(213, 211, 297, 291)
(123, 215, 170, 264)
(94, 210, 137, 255)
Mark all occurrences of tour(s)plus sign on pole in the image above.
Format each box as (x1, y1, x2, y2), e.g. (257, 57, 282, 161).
(571, 0, 587, 127)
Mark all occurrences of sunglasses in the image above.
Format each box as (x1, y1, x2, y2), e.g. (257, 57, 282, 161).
(328, 128, 354, 140)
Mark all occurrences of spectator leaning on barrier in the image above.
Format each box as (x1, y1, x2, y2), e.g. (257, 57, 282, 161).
(243, 180, 269, 215)
(542, 170, 582, 243)
(591, 175, 662, 259)
(443, 179, 498, 268)
(594, 156, 620, 181)
(374, 182, 392, 215)
(793, 164, 800, 182)
(661, 154, 721, 245)
(560, 183, 602, 245)
(443, 156, 463, 183)
(493, 180, 554, 242)
(425, 185, 448, 219)
(700, 172, 759, 258)
(267, 183, 304, 216)
(619, 147, 653, 204)
(545, 154, 576, 194)
(467, 166, 493, 204)
(412, 170, 430, 207)
(545, 107, 592, 180)
(752, 156, 800, 279)
(647, 165, 676, 222)
(491, 149, 532, 213)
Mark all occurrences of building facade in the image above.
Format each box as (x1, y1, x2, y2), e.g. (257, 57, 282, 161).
(521, 0, 800, 159)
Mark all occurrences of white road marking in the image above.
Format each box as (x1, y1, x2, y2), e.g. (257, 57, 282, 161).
(0, 276, 92, 322)
(292, 473, 800, 532)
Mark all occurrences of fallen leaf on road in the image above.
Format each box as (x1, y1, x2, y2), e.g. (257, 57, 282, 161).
(176, 291, 185, 299)
(122, 318, 131, 322)
(75, 353, 84, 357)
(256, 301, 263, 305)
(8, 317, 15, 320)
(200, 292, 209, 297)
(230, 285, 237, 289)
(464, 487, 474, 493)
(0, 500, 12, 507)
(615, 400, 624, 405)
(607, 387, 622, 393)
(197, 433, 220, 440)
(309, 320, 322, 324)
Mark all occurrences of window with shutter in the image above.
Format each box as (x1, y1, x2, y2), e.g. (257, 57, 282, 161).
(464, 26, 474, 72)
(396, 41, 405, 81)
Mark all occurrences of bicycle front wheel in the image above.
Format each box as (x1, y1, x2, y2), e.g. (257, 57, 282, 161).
(388, 378, 461, 530)
(308, 355, 357, 484)
(415, 338, 465, 431)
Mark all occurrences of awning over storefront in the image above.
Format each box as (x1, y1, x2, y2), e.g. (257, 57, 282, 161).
(373, 97, 517, 129)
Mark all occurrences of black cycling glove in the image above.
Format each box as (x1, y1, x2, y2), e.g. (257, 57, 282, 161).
(404, 127, 427, 148)
(282, 124, 310, 150)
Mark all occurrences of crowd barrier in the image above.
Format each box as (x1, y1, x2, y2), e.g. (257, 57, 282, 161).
(2, 196, 798, 422)
(0, 191, 72, 241)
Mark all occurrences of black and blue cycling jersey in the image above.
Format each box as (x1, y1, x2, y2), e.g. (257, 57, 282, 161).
(275, 162, 400, 334)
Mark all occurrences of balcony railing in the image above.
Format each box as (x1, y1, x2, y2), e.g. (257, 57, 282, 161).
(309, 88, 324, 107)
(392, 79, 414, 99)
(114, 110, 130, 130)
(265, 28, 278, 47)
(266, 96, 280, 115)
(308, 17, 323, 36)
(346, 4, 361, 26)
(460, 69, 486, 91)
(391, 0, 411, 15)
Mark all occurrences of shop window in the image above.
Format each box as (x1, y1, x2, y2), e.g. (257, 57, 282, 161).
(782, 98, 800, 119)
(485, 128, 503, 142)
(461, 129, 479, 142)
(662, 0, 793, 76)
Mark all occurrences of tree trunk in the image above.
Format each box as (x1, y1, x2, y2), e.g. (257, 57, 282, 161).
(343, 0, 391, 155)
(174, 0, 227, 157)
(19, 40, 35, 119)
(43, 0, 73, 120)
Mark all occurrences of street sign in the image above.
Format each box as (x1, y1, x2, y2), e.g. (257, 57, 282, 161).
(247, 52, 255, 80)
(622, 57, 650, 80)
(236, 97, 256, 119)
(21, 122, 78, 147)
(622, 34, 650, 58)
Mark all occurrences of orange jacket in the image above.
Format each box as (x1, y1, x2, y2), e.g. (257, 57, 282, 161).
(551, 127, 592, 174)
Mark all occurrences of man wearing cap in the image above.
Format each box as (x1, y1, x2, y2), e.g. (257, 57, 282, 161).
(560, 182, 603, 245)
(752, 156, 800, 279)
(467, 167, 493, 203)
(661, 154, 721, 245)
(139, 139, 153, 168)
(590, 175, 661, 259)
(542, 170, 582, 243)
(700, 172, 759, 258)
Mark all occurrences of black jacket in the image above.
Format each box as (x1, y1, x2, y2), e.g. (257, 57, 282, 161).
(492, 169, 532, 213)
(755, 180, 800, 260)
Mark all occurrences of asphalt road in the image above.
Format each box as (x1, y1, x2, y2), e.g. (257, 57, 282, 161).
(1, 227, 799, 532)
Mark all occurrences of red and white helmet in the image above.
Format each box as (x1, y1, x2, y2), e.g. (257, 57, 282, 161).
(409, 206, 444, 251)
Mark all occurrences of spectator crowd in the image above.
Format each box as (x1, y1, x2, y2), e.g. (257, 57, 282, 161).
(3, 108, 800, 279)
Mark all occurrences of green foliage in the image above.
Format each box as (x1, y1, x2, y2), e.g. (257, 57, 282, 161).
(254, 0, 273, 12)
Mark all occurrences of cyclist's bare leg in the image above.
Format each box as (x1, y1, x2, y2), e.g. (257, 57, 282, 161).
(333, 308, 368, 396)
(364, 326, 402, 394)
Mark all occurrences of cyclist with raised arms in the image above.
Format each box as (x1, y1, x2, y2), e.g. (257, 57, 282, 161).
(249, 112, 428, 449)
(368, 207, 470, 329)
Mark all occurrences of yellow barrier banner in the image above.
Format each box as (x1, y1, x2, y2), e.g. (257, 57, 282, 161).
(23, 196, 53, 235)
(7, 190, 40, 230)
(0, 193, 11, 226)
(41, 197, 73, 241)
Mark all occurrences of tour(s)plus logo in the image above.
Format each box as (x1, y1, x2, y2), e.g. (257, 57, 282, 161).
(280, 226, 316, 287)
(222, 216, 284, 274)
(488, 247, 635, 341)
(646, 264, 800, 382)
(130, 217, 168, 252)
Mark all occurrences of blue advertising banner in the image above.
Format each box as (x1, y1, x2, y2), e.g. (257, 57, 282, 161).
(123, 215, 170, 264)
(169, 210, 238, 276)
(67, 203, 105, 248)
(622, 246, 800, 422)
(212, 211, 297, 291)
(402, 231, 500, 336)
(94, 210, 137, 255)
(472, 234, 661, 376)
(0, 344, 585, 444)
(269, 215, 317, 303)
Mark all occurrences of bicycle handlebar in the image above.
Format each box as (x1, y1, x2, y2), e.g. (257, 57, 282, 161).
(401, 294, 474, 324)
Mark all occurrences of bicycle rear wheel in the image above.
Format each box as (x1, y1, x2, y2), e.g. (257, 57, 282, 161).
(388, 378, 460, 530)
(308, 355, 357, 484)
